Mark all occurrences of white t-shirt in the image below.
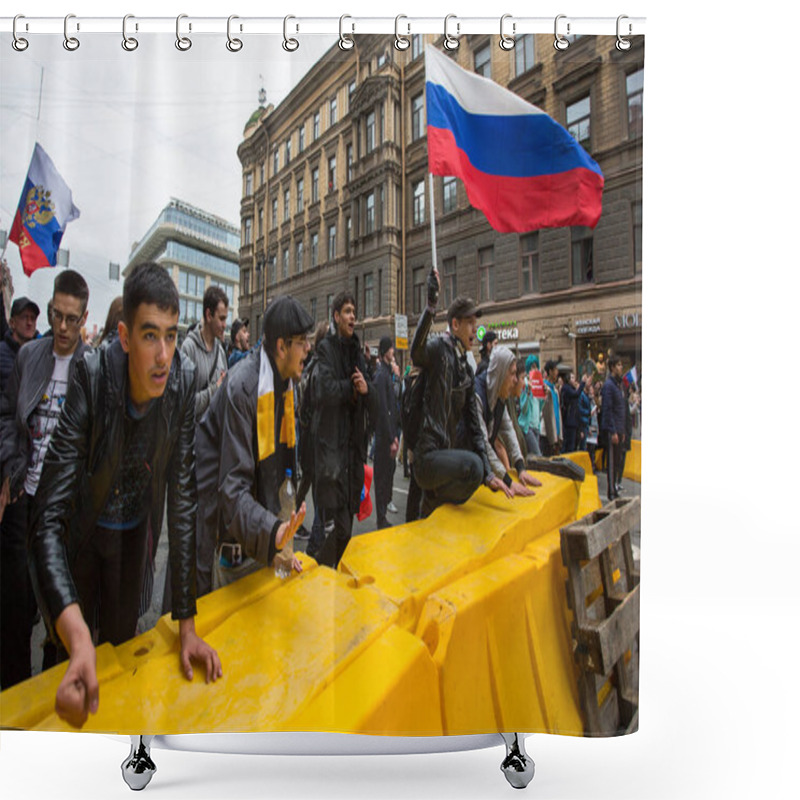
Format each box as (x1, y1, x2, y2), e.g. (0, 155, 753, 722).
(25, 352, 71, 496)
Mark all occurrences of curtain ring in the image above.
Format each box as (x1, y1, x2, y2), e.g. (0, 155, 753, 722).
(394, 14, 410, 51)
(283, 15, 299, 52)
(443, 14, 460, 51)
(227, 15, 243, 52)
(616, 15, 632, 51)
(63, 13, 80, 51)
(12, 15, 29, 52)
(122, 14, 139, 51)
(554, 14, 570, 51)
(339, 15, 354, 50)
(176, 14, 192, 51)
(499, 14, 515, 51)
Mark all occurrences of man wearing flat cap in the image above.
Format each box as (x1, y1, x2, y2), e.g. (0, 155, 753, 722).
(194, 295, 312, 590)
(410, 269, 512, 517)
(475, 329, 497, 377)
(373, 336, 400, 529)
(0, 295, 40, 388)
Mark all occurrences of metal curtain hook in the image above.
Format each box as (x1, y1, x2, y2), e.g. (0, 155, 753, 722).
(499, 14, 516, 51)
(12, 14, 29, 51)
(554, 14, 570, 51)
(227, 15, 243, 52)
(122, 14, 138, 51)
(616, 15, 632, 51)
(339, 15, 354, 50)
(394, 14, 410, 51)
(176, 14, 192, 51)
(443, 14, 460, 51)
(283, 15, 299, 52)
(63, 13, 80, 51)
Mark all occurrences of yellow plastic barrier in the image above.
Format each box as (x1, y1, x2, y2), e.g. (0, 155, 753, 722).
(593, 439, 641, 483)
(415, 542, 583, 736)
(1, 467, 603, 736)
(339, 476, 580, 631)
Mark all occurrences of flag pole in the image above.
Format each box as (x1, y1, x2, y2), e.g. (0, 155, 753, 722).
(427, 172, 438, 274)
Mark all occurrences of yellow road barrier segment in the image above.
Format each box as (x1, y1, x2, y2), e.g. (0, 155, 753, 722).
(416, 541, 583, 737)
(593, 439, 641, 483)
(340, 477, 581, 631)
(1, 468, 603, 736)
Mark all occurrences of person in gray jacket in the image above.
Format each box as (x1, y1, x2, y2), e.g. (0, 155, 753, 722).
(181, 285, 228, 420)
(0, 270, 90, 689)
(469, 345, 541, 497)
(194, 295, 312, 591)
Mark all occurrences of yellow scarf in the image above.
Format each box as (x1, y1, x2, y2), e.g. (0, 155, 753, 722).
(256, 352, 295, 462)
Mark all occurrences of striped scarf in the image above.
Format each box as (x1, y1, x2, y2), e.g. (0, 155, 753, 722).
(257, 352, 295, 462)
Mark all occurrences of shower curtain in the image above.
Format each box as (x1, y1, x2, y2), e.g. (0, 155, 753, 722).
(0, 19, 643, 742)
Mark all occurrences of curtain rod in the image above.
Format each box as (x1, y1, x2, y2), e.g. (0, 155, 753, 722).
(1, 15, 647, 38)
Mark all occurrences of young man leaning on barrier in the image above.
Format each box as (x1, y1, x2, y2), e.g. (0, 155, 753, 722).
(28, 262, 222, 729)
(410, 268, 513, 518)
(470, 345, 542, 497)
(194, 295, 311, 590)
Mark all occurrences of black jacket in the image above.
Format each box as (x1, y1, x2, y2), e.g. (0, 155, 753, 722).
(0, 328, 22, 390)
(195, 348, 293, 566)
(28, 339, 199, 639)
(373, 360, 400, 445)
(410, 306, 492, 481)
(312, 330, 376, 513)
(600, 375, 626, 436)
(0, 336, 91, 496)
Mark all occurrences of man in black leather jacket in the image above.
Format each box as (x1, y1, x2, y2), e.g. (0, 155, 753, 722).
(28, 262, 221, 729)
(410, 269, 512, 516)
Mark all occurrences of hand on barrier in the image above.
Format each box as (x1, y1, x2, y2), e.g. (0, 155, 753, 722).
(55, 639, 99, 729)
(519, 471, 542, 488)
(510, 481, 536, 498)
(179, 618, 222, 684)
(487, 475, 514, 498)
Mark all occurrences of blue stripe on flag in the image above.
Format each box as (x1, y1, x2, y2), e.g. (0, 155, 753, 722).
(426, 82, 602, 179)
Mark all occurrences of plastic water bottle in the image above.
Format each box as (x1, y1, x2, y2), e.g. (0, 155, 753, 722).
(274, 468, 295, 579)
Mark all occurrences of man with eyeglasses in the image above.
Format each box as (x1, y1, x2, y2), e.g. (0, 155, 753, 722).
(194, 295, 313, 590)
(0, 269, 91, 689)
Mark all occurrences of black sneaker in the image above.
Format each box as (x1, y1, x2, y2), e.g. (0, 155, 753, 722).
(526, 455, 585, 482)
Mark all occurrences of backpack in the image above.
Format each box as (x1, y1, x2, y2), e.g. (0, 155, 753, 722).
(401, 366, 427, 452)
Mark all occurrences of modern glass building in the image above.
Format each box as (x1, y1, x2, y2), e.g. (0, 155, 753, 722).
(125, 198, 240, 335)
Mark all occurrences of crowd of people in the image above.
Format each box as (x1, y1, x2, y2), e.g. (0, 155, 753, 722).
(0, 257, 640, 729)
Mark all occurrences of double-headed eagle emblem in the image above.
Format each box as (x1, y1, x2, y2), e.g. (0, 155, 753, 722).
(22, 185, 55, 229)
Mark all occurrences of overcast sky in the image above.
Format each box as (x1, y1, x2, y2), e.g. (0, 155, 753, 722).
(1, 31, 335, 330)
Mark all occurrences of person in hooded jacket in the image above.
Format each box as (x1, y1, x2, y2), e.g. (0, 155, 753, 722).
(470, 346, 541, 496)
(181, 285, 228, 420)
(308, 291, 377, 568)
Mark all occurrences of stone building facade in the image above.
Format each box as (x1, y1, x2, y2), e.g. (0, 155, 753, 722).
(238, 32, 643, 376)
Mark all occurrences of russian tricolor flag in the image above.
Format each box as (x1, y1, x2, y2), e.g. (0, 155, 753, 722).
(426, 47, 604, 233)
(9, 143, 80, 277)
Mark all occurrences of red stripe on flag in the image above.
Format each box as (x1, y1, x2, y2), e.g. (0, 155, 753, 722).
(428, 126, 604, 233)
(9, 211, 54, 277)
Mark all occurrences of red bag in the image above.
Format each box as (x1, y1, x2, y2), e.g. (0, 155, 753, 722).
(357, 464, 373, 521)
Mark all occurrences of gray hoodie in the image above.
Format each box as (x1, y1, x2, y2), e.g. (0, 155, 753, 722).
(475, 345, 525, 481)
(181, 325, 227, 420)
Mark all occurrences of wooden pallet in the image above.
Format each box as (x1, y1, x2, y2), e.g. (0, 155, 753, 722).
(560, 497, 640, 736)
